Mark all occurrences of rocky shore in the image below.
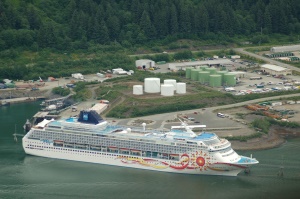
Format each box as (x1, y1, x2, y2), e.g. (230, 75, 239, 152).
(231, 126, 300, 151)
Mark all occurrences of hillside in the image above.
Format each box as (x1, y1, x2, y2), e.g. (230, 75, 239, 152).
(1, 0, 300, 51)
(1, 0, 300, 81)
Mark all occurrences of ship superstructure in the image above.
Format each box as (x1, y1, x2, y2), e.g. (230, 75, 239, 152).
(22, 110, 258, 176)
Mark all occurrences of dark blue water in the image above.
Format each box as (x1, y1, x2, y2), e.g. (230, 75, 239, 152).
(0, 102, 300, 199)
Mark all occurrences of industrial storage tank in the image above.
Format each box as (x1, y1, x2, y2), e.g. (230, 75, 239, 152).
(144, 78, 161, 93)
(185, 67, 193, 79)
(198, 71, 210, 83)
(164, 79, 177, 91)
(161, 84, 174, 96)
(133, 85, 143, 95)
(216, 70, 228, 84)
(209, 75, 222, 87)
(191, 69, 201, 81)
(176, 82, 186, 94)
(223, 73, 236, 86)
(200, 65, 209, 70)
(205, 67, 217, 74)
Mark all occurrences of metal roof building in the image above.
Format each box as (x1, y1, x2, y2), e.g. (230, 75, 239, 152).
(270, 45, 300, 53)
(261, 64, 292, 76)
(167, 59, 233, 70)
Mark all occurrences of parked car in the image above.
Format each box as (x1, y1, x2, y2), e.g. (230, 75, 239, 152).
(217, 113, 225, 118)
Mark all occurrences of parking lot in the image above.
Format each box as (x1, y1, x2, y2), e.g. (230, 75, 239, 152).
(223, 72, 300, 95)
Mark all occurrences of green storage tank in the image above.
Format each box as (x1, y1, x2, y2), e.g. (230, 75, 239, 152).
(223, 73, 236, 86)
(185, 67, 193, 79)
(205, 67, 217, 74)
(216, 71, 228, 85)
(191, 69, 201, 81)
(198, 71, 210, 83)
(200, 65, 209, 70)
(209, 75, 222, 87)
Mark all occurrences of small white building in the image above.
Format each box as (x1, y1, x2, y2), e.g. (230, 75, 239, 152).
(135, 59, 155, 69)
(261, 64, 292, 76)
(72, 73, 84, 79)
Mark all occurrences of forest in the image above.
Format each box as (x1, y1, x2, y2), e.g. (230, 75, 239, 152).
(0, 0, 300, 80)
(1, 0, 300, 50)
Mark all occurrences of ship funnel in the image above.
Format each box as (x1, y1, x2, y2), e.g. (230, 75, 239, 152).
(142, 123, 146, 131)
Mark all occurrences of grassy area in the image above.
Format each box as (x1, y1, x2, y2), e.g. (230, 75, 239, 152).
(94, 69, 300, 118)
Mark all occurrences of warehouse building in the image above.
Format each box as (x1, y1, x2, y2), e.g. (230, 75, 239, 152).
(167, 59, 233, 70)
(261, 64, 292, 76)
(270, 45, 300, 53)
(135, 59, 155, 69)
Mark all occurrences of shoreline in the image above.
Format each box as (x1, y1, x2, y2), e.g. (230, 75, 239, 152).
(231, 127, 300, 151)
(2, 94, 299, 151)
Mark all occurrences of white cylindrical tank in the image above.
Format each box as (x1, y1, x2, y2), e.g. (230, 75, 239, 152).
(176, 82, 186, 94)
(161, 84, 174, 96)
(144, 78, 160, 93)
(164, 79, 177, 91)
(133, 85, 143, 95)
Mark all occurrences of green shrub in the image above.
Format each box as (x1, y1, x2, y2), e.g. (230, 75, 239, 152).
(173, 50, 193, 60)
(52, 87, 70, 96)
(252, 118, 270, 134)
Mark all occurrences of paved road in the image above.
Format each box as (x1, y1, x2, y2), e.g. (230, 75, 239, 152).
(130, 47, 300, 73)
(112, 93, 300, 128)
(234, 48, 300, 72)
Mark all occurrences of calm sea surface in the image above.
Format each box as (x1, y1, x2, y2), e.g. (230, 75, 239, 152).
(0, 102, 300, 199)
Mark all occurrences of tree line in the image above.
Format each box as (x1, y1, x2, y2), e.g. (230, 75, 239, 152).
(1, 0, 300, 51)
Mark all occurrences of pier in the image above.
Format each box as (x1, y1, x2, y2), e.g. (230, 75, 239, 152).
(0, 96, 46, 104)
(41, 94, 73, 107)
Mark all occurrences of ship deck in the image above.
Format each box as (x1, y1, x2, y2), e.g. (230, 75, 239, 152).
(46, 117, 218, 143)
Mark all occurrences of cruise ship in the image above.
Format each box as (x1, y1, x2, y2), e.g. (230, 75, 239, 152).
(22, 110, 258, 176)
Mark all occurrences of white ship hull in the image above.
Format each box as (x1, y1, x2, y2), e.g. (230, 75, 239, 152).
(23, 138, 245, 177)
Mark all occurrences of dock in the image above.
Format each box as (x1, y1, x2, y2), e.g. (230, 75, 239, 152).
(0, 96, 45, 104)
(41, 94, 73, 107)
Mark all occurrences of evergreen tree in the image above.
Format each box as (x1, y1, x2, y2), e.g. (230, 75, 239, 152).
(179, 4, 191, 33)
(98, 19, 110, 44)
(264, 7, 272, 33)
(140, 10, 152, 39)
(107, 15, 120, 40)
(27, 5, 41, 30)
(169, 4, 178, 34)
